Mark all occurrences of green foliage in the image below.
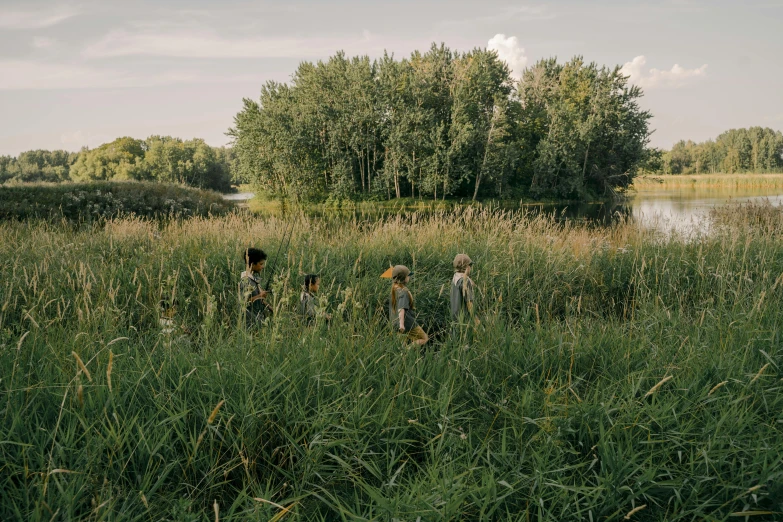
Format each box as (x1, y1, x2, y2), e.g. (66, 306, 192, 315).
(659, 127, 783, 174)
(4, 137, 234, 192)
(0, 149, 77, 183)
(230, 45, 653, 203)
(1, 210, 782, 520)
(0, 181, 233, 221)
(520, 57, 652, 199)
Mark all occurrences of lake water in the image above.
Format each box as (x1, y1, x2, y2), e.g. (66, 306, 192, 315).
(224, 188, 783, 232)
(532, 186, 783, 233)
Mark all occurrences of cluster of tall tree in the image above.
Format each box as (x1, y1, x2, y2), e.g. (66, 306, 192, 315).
(1, 136, 234, 192)
(0, 150, 77, 183)
(657, 127, 783, 175)
(229, 45, 653, 202)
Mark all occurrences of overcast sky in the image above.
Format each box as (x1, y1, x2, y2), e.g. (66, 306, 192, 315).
(1, 0, 781, 156)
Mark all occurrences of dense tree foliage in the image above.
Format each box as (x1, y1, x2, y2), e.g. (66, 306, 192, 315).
(230, 45, 653, 201)
(0, 149, 77, 183)
(2, 137, 233, 192)
(658, 127, 783, 174)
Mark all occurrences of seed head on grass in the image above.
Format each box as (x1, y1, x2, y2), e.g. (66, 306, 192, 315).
(208, 400, 225, 424)
(708, 380, 728, 396)
(106, 351, 113, 392)
(624, 504, 647, 519)
(72, 351, 91, 382)
(750, 363, 770, 384)
(644, 375, 673, 398)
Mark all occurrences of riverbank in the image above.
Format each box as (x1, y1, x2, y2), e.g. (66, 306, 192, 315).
(632, 172, 783, 190)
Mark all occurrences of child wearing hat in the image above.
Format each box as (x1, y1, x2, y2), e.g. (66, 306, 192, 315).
(451, 254, 478, 330)
(389, 265, 428, 346)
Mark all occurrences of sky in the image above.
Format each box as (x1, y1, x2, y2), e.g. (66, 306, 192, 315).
(1, 0, 782, 156)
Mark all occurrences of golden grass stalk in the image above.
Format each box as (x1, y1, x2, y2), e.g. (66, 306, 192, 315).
(750, 363, 770, 384)
(644, 375, 673, 398)
(624, 504, 647, 519)
(207, 400, 225, 424)
(107, 351, 113, 392)
(72, 351, 92, 382)
(213, 499, 219, 522)
(708, 381, 728, 396)
(77, 384, 84, 407)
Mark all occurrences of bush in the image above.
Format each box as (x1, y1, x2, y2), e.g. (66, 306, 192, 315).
(0, 181, 234, 221)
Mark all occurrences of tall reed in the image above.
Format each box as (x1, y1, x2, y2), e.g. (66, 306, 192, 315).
(0, 208, 781, 520)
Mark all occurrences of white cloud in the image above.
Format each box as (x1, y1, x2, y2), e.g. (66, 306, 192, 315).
(487, 34, 528, 79)
(0, 60, 260, 90)
(621, 55, 708, 89)
(0, 9, 76, 29)
(82, 28, 383, 59)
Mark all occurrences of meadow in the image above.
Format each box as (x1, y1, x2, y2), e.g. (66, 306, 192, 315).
(0, 206, 782, 521)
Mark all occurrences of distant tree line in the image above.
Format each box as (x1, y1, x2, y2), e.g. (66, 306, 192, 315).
(654, 127, 783, 175)
(0, 136, 234, 192)
(229, 45, 653, 202)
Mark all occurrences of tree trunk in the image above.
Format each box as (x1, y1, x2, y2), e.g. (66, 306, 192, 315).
(359, 151, 366, 193)
(582, 141, 590, 186)
(474, 114, 496, 201)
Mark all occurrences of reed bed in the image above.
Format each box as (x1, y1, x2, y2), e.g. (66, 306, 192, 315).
(633, 173, 783, 190)
(0, 208, 782, 520)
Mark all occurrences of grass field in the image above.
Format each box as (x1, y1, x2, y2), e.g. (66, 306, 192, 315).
(632, 173, 783, 191)
(1, 208, 782, 520)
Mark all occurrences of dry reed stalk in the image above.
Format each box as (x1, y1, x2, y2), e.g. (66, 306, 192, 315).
(644, 375, 673, 398)
(708, 381, 728, 396)
(208, 400, 225, 424)
(72, 351, 92, 382)
(213, 500, 219, 522)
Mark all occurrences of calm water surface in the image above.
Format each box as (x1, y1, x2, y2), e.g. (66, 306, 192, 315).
(537, 186, 783, 233)
(225, 188, 783, 231)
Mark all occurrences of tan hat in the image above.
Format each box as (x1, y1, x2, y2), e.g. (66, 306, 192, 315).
(391, 265, 412, 280)
(453, 253, 473, 271)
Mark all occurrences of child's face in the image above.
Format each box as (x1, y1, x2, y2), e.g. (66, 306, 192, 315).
(162, 306, 176, 319)
(405, 275, 410, 284)
(251, 260, 266, 272)
(309, 278, 320, 293)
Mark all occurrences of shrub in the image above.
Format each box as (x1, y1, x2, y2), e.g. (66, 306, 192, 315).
(0, 181, 234, 221)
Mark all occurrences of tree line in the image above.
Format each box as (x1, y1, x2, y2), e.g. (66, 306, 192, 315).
(229, 44, 654, 202)
(654, 127, 783, 175)
(0, 136, 233, 192)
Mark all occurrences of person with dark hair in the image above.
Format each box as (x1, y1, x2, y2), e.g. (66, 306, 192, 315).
(389, 265, 428, 346)
(300, 274, 331, 324)
(240, 247, 269, 327)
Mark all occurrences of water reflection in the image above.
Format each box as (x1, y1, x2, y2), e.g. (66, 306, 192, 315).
(230, 187, 783, 232)
(535, 187, 783, 233)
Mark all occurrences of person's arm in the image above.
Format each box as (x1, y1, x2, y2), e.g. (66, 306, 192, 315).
(398, 309, 406, 332)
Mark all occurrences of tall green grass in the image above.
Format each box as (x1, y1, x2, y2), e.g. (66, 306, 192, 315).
(1, 209, 782, 520)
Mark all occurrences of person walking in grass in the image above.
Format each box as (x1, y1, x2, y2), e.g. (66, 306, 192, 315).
(451, 253, 479, 339)
(389, 265, 429, 346)
(240, 247, 269, 328)
(301, 274, 331, 325)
